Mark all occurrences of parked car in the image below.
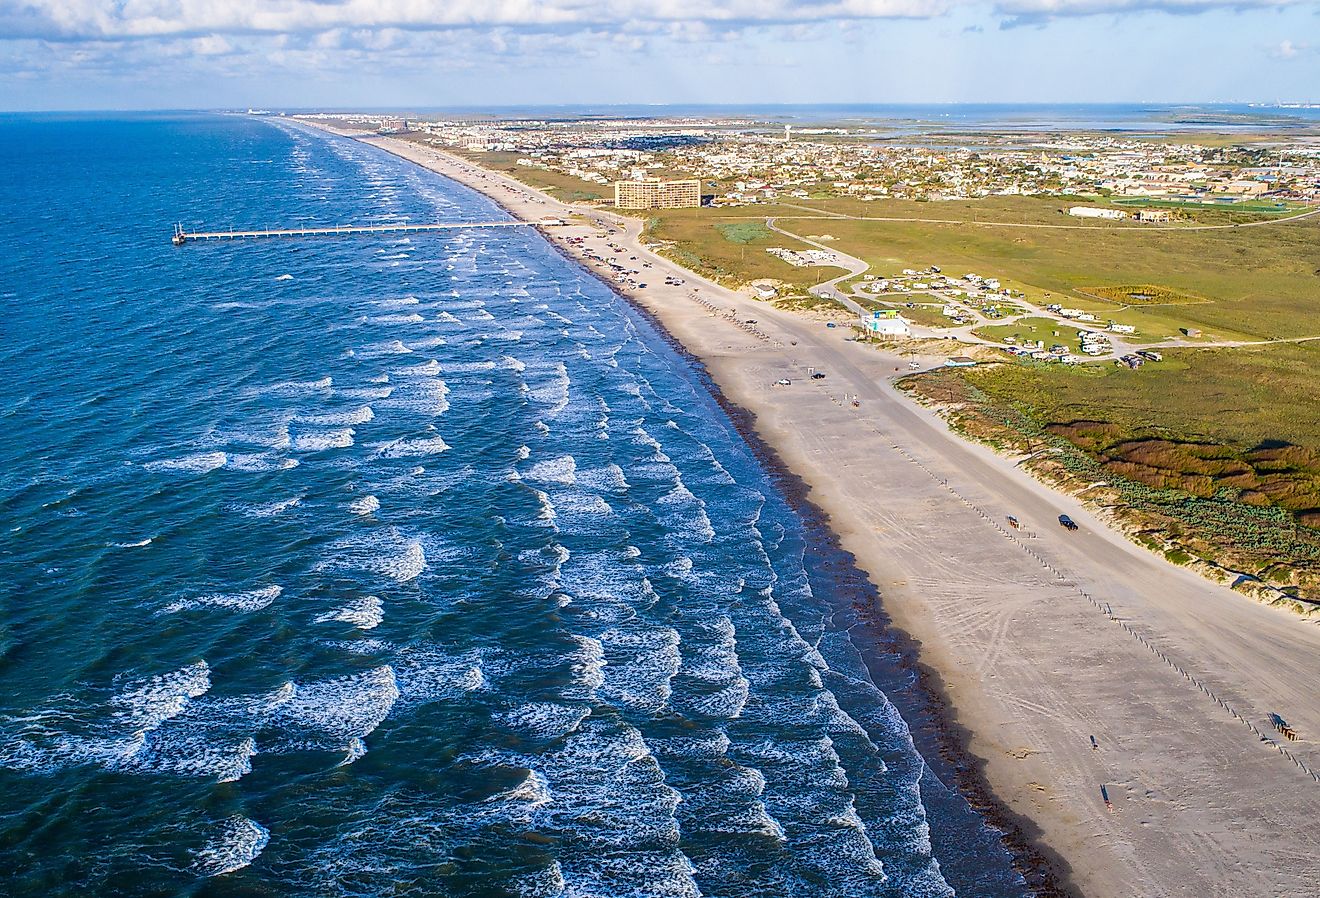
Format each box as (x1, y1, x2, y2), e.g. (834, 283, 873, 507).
(775, 378, 792, 386)
(811, 372, 826, 380)
(1007, 515, 1020, 530)
(1058, 514, 1079, 531)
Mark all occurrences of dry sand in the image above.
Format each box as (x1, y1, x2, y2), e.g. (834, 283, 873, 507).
(305, 122, 1320, 897)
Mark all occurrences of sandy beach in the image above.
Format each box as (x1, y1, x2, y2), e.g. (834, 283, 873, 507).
(305, 121, 1320, 897)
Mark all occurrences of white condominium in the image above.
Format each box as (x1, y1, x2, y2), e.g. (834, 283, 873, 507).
(615, 178, 701, 209)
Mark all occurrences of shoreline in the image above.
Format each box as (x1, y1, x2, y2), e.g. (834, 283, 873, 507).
(564, 239, 1070, 894)
(290, 120, 1320, 898)
(313, 120, 1066, 892)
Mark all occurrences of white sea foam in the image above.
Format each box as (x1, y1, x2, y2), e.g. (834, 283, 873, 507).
(552, 492, 612, 516)
(194, 816, 270, 877)
(315, 529, 428, 582)
(489, 769, 552, 811)
(315, 595, 384, 631)
(277, 666, 400, 743)
(237, 495, 303, 518)
(275, 274, 294, 281)
(213, 737, 258, 784)
(440, 360, 496, 373)
(393, 650, 486, 702)
(294, 406, 374, 426)
(113, 661, 213, 737)
(144, 451, 228, 474)
(161, 585, 282, 615)
(407, 335, 448, 350)
(688, 677, 750, 719)
(362, 339, 413, 355)
(495, 703, 591, 740)
(110, 537, 153, 548)
(339, 385, 394, 401)
(567, 635, 605, 694)
(377, 379, 449, 415)
(339, 737, 368, 766)
(598, 626, 681, 714)
(393, 359, 441, 377)
(367, 313, 424, 325)
(226, 453, 299, 472)
(291, 428, 355, 451)
(260, 376, 333, 395)
(525, 455, 576, 485)
(348, 494, 381, 516)
(373, 434, 450, 457)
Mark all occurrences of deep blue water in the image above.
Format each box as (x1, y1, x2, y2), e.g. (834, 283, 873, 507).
(0, 115, 1026, 896)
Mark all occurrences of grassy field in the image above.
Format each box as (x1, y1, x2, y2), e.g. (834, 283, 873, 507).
(640, 193, 1320, 587)
(973, 316, 1079, 344)
(441, 148, 610, 202)
(766, 193, 1288, 226)
(1108, 196, 1302, 215)
(962, 343, 1320, 450)
(798, 207, 1320, 341)
(643, 209, 848, 289)
(901, 359, 1320, 597)
(855, 300, 955, 328)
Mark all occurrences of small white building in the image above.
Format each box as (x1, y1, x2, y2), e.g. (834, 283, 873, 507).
(1069, 206, 1128, 220)
(865, 316, 911, 338)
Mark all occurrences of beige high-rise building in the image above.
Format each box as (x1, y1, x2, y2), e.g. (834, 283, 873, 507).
(614, 178, 701, 209)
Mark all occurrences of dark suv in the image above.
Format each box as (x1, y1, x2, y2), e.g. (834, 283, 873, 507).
(1058, 514, 1079, 531)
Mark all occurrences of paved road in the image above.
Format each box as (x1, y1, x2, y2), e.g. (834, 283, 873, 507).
(764, 217, 869, 317)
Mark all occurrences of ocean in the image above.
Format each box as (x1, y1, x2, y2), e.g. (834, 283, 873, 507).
(0, 114, 1027, 896)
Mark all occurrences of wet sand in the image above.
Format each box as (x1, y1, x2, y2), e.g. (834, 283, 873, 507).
(302, 121, 1320, 898)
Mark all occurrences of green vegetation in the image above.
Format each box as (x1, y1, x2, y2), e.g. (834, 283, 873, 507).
(855, 300, 952, 328)
(643, 209, 846, 288)
(443, 148, 607, 202)
(805, 205, 1319, 340)
(715, 221, 773, 244)
(959, 344, 1320, 450)
(635, 193, 1320, 590)
(973, 316, 1074, 344)
(1085, 284, 1206, 306)
(1109, 196, 1301, 215)
(900, 365, 1320, 600)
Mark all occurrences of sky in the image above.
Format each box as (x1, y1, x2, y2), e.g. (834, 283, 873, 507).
(0, 1, 1317, 110)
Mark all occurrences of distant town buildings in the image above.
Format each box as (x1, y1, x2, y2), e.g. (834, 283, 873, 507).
(292, 112, 1320, 209)
(614, 178, 701, 209)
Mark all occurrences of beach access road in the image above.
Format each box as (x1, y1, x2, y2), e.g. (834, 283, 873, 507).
(354, 130, 1320, 898)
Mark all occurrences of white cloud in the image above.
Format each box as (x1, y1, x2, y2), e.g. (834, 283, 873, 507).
(1269, 38, 1308, 57)
(0, 1, 952, 42)
(994, 0, 1305, 25)
(2, 0, 1314, 43)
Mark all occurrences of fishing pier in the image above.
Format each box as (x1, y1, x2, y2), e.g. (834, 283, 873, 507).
(171, 220, 538, 246)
